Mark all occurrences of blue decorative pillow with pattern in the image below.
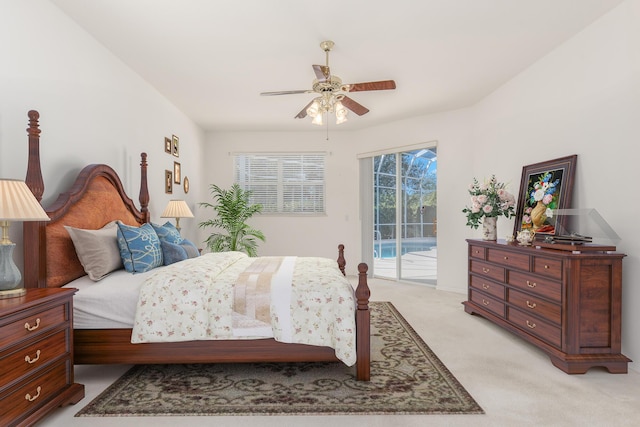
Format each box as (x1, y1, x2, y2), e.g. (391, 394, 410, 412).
(116, 222, 163, 273)
(151, 221, 182, 244)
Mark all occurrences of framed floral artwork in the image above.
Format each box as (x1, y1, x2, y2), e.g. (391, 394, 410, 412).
(513, 155, 577, 238)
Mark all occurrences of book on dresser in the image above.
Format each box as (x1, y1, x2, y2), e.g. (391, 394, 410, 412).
(463, 239, 630, 374)
(0, 288, 85, 426)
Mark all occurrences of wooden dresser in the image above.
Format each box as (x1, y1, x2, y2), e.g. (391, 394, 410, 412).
(463, 239, 630, 374)
(0, 288, 85, 426)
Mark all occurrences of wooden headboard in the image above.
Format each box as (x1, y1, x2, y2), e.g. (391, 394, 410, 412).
(23, 110, 151, 288)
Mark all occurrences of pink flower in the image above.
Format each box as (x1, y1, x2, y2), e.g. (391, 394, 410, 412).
(482, 205, 493, 214)
(542, 193, 553, 205)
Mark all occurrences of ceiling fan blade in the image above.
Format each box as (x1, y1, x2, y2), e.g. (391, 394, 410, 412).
(340, 96, 370, 116)
(295, 100, 315, 119)
(312, 65, 330, 82)
(260, 90, 312, 96)
(343, 80, 396, 92)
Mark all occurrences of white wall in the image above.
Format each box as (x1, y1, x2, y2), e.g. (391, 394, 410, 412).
(0, 0, 205, 274)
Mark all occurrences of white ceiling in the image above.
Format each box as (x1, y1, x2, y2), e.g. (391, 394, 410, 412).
(50, 0, 624, 132)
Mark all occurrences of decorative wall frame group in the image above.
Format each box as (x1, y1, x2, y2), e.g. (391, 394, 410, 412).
(164, 134, 187, 194)
(513, 155, 577, 238)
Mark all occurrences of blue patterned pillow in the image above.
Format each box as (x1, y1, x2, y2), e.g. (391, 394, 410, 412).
(116, 222, 163, 273)
(151, 221, 182, 244)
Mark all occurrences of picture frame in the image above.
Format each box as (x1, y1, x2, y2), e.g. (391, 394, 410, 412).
(165, 170, 173, 194)
(183, 176, 190, 194)
(174, 161, 181, 184)
(513, 155, 577, 238)
(164, 137, 172, 154)
(172, 135, 179, 157)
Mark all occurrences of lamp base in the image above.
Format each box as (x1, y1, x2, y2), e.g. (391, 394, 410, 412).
(0, 287, 27, 299)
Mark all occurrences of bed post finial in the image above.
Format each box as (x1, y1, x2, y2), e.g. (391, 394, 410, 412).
(26, 110, 44, 201)
(337, 244, 346, 276)
(139, 152, 150, 223)
(355, 262, 371, 381)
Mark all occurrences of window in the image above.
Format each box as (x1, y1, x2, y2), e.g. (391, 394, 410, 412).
(234, 152, 326, 214)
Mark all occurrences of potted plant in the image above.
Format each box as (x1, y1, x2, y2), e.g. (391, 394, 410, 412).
(199, 183, 265, 256)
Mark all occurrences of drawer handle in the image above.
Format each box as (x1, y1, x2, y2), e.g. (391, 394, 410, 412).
(25, 386, 42, 402)
(25, 350, 41, 364)
(482, 299, 490, 306)
(526, 301, 537, 309)
(526, 320, 536, 329)
(24, 318, 41, 331)
(544, 265, 550, 269)
(526, 280, 537, 288)
(482, 283, 490, 290)
(482, 267, 490, 273)
(504, 256, 508, 260)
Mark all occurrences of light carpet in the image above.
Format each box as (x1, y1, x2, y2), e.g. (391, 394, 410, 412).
(76, 302, 483, 417)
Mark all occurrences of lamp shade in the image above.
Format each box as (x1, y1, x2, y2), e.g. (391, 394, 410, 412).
(161, 200, 194, 219)
(0, 179, 50, 221)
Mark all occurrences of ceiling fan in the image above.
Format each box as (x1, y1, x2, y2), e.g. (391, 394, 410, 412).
(260, 40, 396, 124)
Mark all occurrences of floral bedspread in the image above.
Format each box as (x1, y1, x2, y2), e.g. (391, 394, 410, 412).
(131, 252, 357, 365)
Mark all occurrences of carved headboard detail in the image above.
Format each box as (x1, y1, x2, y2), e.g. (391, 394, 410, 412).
(23, 110, 150, 288)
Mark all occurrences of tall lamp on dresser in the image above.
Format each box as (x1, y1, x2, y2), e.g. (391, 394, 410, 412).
(0, 179, 50, 299)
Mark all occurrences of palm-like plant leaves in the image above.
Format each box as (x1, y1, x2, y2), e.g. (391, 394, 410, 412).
(199, 184, 265, 257)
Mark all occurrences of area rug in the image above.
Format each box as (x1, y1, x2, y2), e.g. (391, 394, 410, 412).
(76, 302, 483, 416)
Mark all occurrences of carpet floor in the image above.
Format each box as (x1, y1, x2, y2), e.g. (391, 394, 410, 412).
(75, 302, 483, 417)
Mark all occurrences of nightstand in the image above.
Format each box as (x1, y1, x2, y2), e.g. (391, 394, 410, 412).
(0, 288, 85, 426)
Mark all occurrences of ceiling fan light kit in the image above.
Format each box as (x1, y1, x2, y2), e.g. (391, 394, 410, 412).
(260, 40, 396, 127)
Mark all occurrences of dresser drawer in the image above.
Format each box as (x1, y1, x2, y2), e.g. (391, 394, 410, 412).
(0, 304, 67, 351)
(469, 245, 486, 260)
(0, 359, 70, 426)
(470, 260, 505, 282)
(508, 270, 562, 302)
(533, 256, 563, 280)
(508, 289, 561, 325)
(0, 329, 69, 389)
(487, 248, 530, 271)
(507, 307, 561, 348)
(470, 275, 505, 300)
(470, 289, 505, 318)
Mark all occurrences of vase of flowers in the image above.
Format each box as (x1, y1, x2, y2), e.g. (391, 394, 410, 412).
(462, 175, 516, 240)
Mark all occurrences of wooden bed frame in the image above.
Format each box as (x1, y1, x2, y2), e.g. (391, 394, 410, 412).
(22, 110, 371, 381)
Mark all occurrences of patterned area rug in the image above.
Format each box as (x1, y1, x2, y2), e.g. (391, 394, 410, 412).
(76, 302, 483, 416)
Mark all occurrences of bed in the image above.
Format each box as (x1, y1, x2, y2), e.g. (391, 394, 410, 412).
(22, 110, 371, 381)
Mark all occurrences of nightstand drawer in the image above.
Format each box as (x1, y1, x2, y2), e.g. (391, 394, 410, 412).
(508, 289, 561, 325)
(0, 304, 67, 351)
(0, 329, 69, 388)
(533, 256, 563, 280)
(469, 245, 486, 259)
(0, 359, 70, 426)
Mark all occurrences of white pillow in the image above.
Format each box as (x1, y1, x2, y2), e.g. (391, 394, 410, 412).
(65, 220, 123, 281)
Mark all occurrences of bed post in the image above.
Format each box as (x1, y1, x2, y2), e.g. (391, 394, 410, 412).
(355, 262, 371, 381)
(23, 110, 47, 288)
(139, 152, 150, 223)
(337, 244, 346, 276)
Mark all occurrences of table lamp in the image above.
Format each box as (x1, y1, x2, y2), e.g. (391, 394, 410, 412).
(160, 200, 194, 232)
(0, 179, 50, 299)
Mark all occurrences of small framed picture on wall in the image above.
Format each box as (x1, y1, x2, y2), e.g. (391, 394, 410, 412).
(174, 161, 181, 184)
(164, 137, 172, 154)
(165, 170, 173, 194)
(172, 135, 179, 157)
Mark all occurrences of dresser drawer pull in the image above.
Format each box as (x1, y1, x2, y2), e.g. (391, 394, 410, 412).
(482, 299, 490, 306)
(503, 256, 509, 260)
(482, 267, 490, 274)
(526, 280, 537, 288)
(544, 265, 550, 269)
(526, 320, 536, 329)
(474, 250, 480, 254)
(25, 386, 42, 402)
(482, 283, 490, 290)
(526, 301, 537, 309)
(25, 350, 41, 364)
(24, 318, 41, 331)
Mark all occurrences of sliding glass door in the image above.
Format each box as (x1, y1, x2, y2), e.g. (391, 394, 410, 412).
(372, 147, 437, 284)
